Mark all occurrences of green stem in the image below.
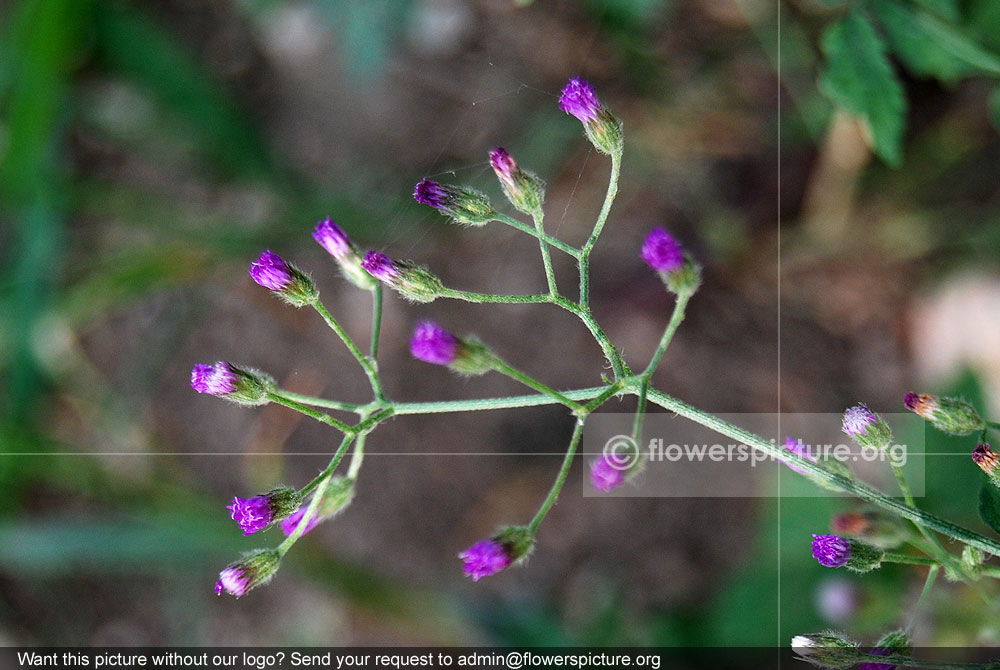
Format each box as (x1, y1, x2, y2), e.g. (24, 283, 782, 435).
(552, 295, 626, 379)
(643, 388, 1000, 556)
(347, 431, 367, 480)
(392, 386, 610, 415)
(494, 212, 580, 258)
(531, 209, 558, 296)
(892, 463, 970, 579)
(528, 418, 585, 534)
(633, 289, 692, 441)
(907, 565, 939, 635)
(272, 389, 363, 414)
(312, 300, 384, 401)
(578, 150, 622, 309)
(438, 288, 553, 305)
(882, 553, 940, 566)
(370, 284, 383, 360)
(268, 392, 353, 433)
(281, 433, 354, 555)
(491, 359, 582, 412)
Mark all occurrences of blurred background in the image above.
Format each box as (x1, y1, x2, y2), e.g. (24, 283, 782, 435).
(3, 0, 1000, 649)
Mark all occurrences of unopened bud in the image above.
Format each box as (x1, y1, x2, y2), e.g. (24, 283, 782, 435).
(489, 147, 545, 215)
(559, 77, 623, 156)
(842, 404, 892, 451)
(904, 393, 985, 435)
(459, 525, 534, 582)
(409, 321, 497, 375)
(215, 549, 280, 597)
(831, 509, 907, 550)
(361, 252, 444, 303)
(791, 631, 862, 668)
(640, 227, 701, 296)
(413, 178, 495, 226)
(312, 218, 377, 290)
(227, 486, 301, 536)
(972, 443, 1000, 489)
(190, 361, 274, 406)
(249, 250, 318, 307)
(812, 534, 883, 573)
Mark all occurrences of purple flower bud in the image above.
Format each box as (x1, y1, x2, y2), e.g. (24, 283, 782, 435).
(559, 77, 601, 123)
(857, 648, 894, 670)
(312, 218, 352, 259)
(228, 496, 272, 536)
(782, 436, 816, 475)
(903, 392, 934, 418)
(280, 476, 355, 537)
(489, 147, 517, 182)
(414, 178, 448, 210)
(215, 565, 252, 597)
(410, 321, 460, 365)
(812, 534, 852, 568)
(590, 454, 625, 492)
(641, 227, 684, 273)
(214, 549, 280, 597)
(361, 252, 400, 283)
(973, 443, 1000, 476)
(191, 361, 237, 396)
(489, 147, 544, 214)
(459, 539, 513, 581)
(842, 405, 876, 436)
(250, 250, 293, 291)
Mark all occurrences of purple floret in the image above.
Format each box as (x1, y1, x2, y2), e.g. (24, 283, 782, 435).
(410, 321, 460, 365)
(489, 147, 516, 180)
(782, 436, 816, 475)
(215, 566, 251, 597)
(313, 218, 352, 259)
(361, 251, 399, 282)
(558, 77, 601, 123)
(640, 227, 684, 273)
(227, 496, 272, 536)
(842, 404, 877, 437)
(459, 539, 513, 581)
(191, 361, 237, 395)
(249, 250, 293, 291)
(590, 455, 625, 492)
(413, 178, 448, 209)
(281, 506, 322, 537)
(812, 534, 852, 568)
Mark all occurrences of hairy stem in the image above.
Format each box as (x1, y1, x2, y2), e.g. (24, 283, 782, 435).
(494, 212, 580, 259)
(578, 150, 622, 310)
(281, 433, 354, 555)
(633, 289, 692, 441)
(268, 392, 353, 433)
(313, 300, 384, 401)
(528, 418, 585, 534)
(531, 209, 559, 295)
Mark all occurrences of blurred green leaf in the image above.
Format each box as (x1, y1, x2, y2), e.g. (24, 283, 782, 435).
(913, 0, 961, 22)
(876, 0, 1000, 78)
(978, 482, 1000, 535)
(818, 7, 906, 166)
(91, 2, 272, 178)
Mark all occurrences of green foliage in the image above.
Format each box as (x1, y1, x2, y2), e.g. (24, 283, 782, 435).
(818, 7, 906, 166)
(978, 483, 1000, 536)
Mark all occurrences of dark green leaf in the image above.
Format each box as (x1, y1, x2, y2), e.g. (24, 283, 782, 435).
(818, 8, 907, 166)
(979, 480, 1000, 535)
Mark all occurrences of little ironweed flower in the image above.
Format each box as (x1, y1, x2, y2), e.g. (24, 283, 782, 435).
(190, 361, 274, 406)
(215, 549, 280, 597)
(489, 147, 545, 215)
(590, 453, 626, 492)
(459, 525, 534, 581)
(362, 251, 444, 303)
(812, 534, 883, 573)
(227, 487, 301, 536)
(312, 218, 376, 290)
(842, 404, 892, 451)
(640, 227, 701, 296)
(972, 443, 1000, 488)
(791, 631, 862, 669)
(281, 476, 355, 537)
(413, 178, 495, 226)
(558, 77, 623, 155)
(409, 321, 496, 375)
(249, 250, 318, 306)
(903, 392, 985, 436)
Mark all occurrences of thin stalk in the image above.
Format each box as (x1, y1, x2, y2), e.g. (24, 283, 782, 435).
(272, 389, 363, 414)
(494, 212, 580, 258)
(892, 463, 971, 579)
(578, 150, 622, 309)
(312, 300, 383, 400)
(281, 433, 354, 555)
(370, 284, 383, 360)
(882, 553, 940, 566)
(531, 209, 558, 295)
(528, 418, 585, 534)
(907, 565, 939, 635)
(552, 295, 626, 379)
(632, 290, 692, 441)
(644, 388, 1000, 556)
(347, 431, 367, 480)
(392, 386, 612, 415)
(267, 392, 353, 434)
(438, 288, 553, 305)
(491, 359, 582, 412)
